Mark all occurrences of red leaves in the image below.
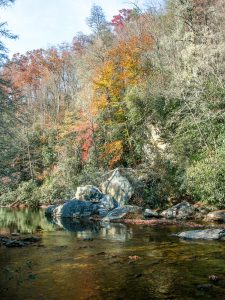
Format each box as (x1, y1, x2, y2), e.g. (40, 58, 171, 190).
(111, 9, 133, 31)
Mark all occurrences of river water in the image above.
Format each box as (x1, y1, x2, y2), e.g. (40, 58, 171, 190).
(1, 208, 225, 300)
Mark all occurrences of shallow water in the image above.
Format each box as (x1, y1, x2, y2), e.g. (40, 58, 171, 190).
(1, 208, 225, 300)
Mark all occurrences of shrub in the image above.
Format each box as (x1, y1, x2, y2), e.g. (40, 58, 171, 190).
(186, 147, 225, 207)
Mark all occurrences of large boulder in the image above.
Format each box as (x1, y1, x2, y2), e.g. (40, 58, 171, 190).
(75, 185, 103, 202)
(51, 200, 99, 218)
(177, 229, 225, 240)
(99, 195, 118, 210)
(161, 201, 196, 220)
(205, 210, 225, 223)
(103, 205, 142, 222)
(101, 169, 134, 206)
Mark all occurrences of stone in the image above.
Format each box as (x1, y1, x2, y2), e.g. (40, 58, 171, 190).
(5, 240, 25, 247)
(101, 169, 134, 206)
(205, 210, 225, 222)
(45, 205, 58, 216)
(99, 195, 118, 210)
(75, 185, 103, 202)
(144, 209, 160, 218)
(22, 236, 41, 243)
(98, 208, 109, 218)
(177, 229, 225, 240)
(103, 205, 142, 222)
(51, 200, 99, 218)
(161, 201, 195, 220)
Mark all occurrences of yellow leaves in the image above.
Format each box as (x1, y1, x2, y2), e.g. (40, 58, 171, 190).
(101, 140, 123, 168)
(91, 94, 108, 115)
(93, 61, 114, 89)
(93, 34, 153, 102)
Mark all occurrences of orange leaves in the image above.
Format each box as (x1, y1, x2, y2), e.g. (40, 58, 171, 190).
(6, 47, 73, 92)
(101, 140, 123, 168)
(93, 32, 153, 108)
(7, 50, 50, 90)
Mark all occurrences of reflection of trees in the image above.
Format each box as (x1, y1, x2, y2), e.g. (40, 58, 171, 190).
(0, 208, 55, 233)
(50, 216, 133, 241)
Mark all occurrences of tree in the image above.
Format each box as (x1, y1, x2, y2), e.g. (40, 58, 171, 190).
(0, 0, 17, 62)
(86, 4, 107, 34)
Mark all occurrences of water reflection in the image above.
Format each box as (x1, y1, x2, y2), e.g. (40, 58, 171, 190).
(0, 207, 56, 234)
(0, 208, 133, 242)
(49, 215, 133, 241)
(1, 208, 225, 300)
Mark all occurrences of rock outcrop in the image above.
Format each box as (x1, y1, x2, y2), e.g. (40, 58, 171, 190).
(75, 185, 103, 202)
(101, 169, 134, 206)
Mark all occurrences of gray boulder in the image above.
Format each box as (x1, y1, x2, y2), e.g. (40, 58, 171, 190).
(205, 210, 225, 222)
(75, 185, 103, 202)
(99, 195, 118, 210)
(177, 229, 225, 240)
(161, 201, 196, 220)
(52, 200, 99, 218)
(103, 205, 142, 222)
(101, 169, 134, 206)
(144, 209, 160, 218)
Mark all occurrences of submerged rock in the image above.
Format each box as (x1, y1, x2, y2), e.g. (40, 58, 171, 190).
(177, 229, 225, 240)
(5, 240, 25, 247)
(103, 205, 142, 222)
(52, 200, 99, 218)
(161, 201, 196, 220)
(0, 235, 41, 247)
(75, 185, 103, 202)
(101, 169, 134, 206)
(205, 210, 225, 223)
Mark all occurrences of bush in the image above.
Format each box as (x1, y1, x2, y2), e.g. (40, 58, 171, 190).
(186, 147, 225, 207)
(16, 180, 40, 207)
(0, 190, 17, 206)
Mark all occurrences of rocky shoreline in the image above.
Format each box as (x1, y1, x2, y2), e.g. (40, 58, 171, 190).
(44, 169, 225, 241)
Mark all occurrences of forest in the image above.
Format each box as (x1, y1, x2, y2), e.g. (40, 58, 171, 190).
(0, 0, 224, 209)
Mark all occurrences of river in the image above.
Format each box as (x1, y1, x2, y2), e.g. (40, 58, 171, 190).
(0, 208, 225, 299)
